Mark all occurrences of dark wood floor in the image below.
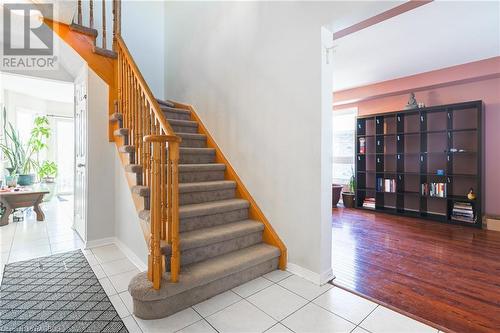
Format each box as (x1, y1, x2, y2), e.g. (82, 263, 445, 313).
(332, 207, 500, 333)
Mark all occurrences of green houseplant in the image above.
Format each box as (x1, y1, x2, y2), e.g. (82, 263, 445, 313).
(342, 166, 356, 208)
(38, 160, 58, 201)
(0, 109, 53, 186)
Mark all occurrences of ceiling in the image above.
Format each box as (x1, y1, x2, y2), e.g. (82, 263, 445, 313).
(1, 72, 74, 103)
(332, 1, 500, 92)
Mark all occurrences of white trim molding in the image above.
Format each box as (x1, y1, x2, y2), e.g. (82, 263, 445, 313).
(287, 262, 335, 286)
(84, 237, 147, 272)
(84, 237, 116, 249)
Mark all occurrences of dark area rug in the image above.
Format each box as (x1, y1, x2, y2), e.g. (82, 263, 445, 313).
(0, 250, 128, 332)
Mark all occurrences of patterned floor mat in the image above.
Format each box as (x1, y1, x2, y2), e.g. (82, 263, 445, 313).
(0, 250, 127, 332)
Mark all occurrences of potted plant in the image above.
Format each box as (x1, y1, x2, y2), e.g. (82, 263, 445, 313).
(0, 111, 51, 186)
(342, 167, 356, 208)
(38, 160, 58, 201)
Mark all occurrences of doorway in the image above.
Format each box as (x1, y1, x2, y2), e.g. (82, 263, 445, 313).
(0, 72, 84, 263)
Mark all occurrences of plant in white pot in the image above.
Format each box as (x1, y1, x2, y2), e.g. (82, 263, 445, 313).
(38, 161, 58, 202)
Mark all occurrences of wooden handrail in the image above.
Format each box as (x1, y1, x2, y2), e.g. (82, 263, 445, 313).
(115, 35, 181, 289)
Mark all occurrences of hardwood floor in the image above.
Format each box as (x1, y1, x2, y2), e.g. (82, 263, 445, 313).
(332, 207, 500, 333)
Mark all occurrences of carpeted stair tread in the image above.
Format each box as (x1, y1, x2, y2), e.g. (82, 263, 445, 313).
(109, 112, 122, 122)
(129, 243, 280, 302)
(162, 220, 264, 253)
(180, 199, 249, 219)
(125, 164, 142, 174)
(177, 133, 206, 141)
(132, 185, 149, 197)
(160, 105, 191, 115)
(169, 119, 198, 128)
(179, 163, 226, 172)
(119, 145, 136, 153)
(180, 147, 215, 155)
(157, 99, 175, 108)
(179, 180, 236, 193)
(114, 128, 129, 137)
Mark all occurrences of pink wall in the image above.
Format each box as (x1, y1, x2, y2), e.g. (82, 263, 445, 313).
(333, 59, 500, 217)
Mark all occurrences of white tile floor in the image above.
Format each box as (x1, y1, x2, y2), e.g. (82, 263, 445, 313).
(83, 245, 439, 333)
(0, 196, 82, 282)
(0, 198, 440, 333)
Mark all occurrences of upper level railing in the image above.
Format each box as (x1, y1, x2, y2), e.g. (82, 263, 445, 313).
(75, 0, 120, 53)
(75, 0, 181, 289)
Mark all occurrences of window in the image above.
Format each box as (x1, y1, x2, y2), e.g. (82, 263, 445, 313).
(332, 107, 357, 185)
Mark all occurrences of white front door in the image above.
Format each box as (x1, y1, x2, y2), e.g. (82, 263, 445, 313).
(74, 67, 88, 240)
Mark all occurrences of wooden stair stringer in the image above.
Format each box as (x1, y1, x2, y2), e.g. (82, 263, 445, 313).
(44, 18, 118, 143)
(169, 100, 287, 270)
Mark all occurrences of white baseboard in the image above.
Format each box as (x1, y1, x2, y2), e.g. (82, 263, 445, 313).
(114, 238, 148, 272)
(84, 237, 147, 272)
(85, 237, 116, 249)
(287, 262, 335, 285)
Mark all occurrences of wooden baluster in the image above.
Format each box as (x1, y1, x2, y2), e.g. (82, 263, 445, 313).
(77, 0, 82, 25)
(169, 141, 181, 282)
(160, 140, 166, 241)
(135, 80, 140, 163)
(116, 0, 121, 36)
(112, 0, 116, 48)
(138, 94, 144, 169)
(127, 66, 132, 132)
(123, 64, 128, 130)
(145, 137, 164, 290)
(89, 0, 94, 29)
(167, 142, 172, 244)
(102, 0, 107, 49)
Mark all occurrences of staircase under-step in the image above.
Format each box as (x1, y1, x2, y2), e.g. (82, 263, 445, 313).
(110, 99, 281, 319)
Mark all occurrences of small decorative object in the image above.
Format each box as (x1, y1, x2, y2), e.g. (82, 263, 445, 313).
(404, 92, 419, 110)
(467, 188, 476, 200)
(418, 102, 425, 108)
(436, 169, 444, 176)
(5, 174, 17, 187)
(359, 137, 366, 154)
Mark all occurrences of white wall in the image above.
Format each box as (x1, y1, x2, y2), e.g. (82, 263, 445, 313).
(164, 2, 400, 283)
(121, 0, 166, 98)
(114, 150, 148, 268)
(86, 69, 116, 242)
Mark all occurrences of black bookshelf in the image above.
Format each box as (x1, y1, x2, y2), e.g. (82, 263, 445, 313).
(355, 100, 483, 227)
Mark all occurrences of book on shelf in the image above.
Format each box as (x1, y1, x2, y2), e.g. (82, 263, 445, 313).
(451, 201, 475, 223)
(363, 197, 376, 209)
(421, 182, 446, 197)
(377, 178, 396, 192)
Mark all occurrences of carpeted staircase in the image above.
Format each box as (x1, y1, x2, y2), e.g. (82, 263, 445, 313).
(111, 99, 280, 319)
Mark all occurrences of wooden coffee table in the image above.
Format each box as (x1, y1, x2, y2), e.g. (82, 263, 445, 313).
(0, 190, 49, 226)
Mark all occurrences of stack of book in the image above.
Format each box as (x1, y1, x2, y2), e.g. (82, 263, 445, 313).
(363, 198, 376, 209)
(421, 182, 447, 197)
(377, 178, 396, 192)
(451, 202, 475, 223)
